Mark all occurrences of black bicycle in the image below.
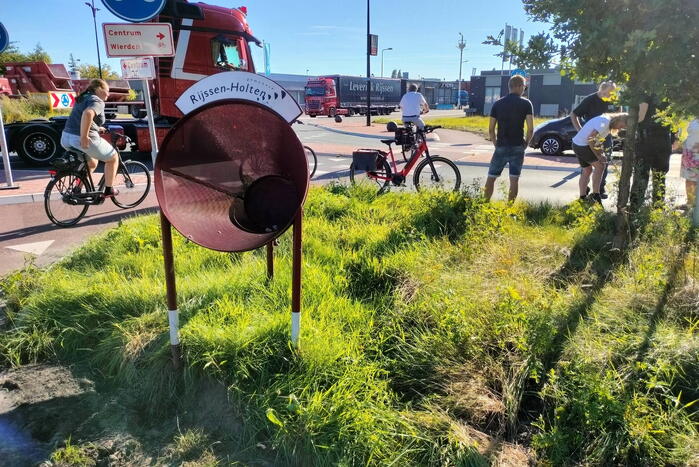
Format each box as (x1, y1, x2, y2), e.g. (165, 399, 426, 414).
(44, 130, 151, 227)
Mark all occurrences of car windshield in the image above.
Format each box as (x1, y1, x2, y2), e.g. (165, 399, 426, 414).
(305, 87, 326, 97)
(212, 36, 246, 70)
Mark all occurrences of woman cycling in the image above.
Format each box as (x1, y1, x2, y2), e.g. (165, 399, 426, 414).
(60, 78, 119, 197)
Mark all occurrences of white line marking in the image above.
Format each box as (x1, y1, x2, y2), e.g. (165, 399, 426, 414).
(5, 240, 54, 256)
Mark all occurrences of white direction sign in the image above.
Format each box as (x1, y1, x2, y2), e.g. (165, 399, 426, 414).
(175, 71, 303, 123)
(121, 57, 155, 79)
(103, 22, 174, 57)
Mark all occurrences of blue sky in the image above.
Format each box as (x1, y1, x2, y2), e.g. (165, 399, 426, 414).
(1, 0, 552, 79)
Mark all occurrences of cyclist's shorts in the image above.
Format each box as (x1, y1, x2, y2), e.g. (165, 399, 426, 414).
(401, 116, 425, 130)
(61, 132, 116, 162)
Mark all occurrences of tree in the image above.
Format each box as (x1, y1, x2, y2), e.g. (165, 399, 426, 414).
(26, 43, 51, 63)
(0, 42, 52, 73)
(483, 30, 559, 70)
(507, 33, 559, 70)
(77, 64, 119, 80)
(523, 0, 699, 247)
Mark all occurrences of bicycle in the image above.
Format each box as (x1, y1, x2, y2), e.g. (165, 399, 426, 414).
(304, 144, 317, 178)
(44, 129, 152, 227)
(349, 124, 461, 194)
(292, 120, 318, 178)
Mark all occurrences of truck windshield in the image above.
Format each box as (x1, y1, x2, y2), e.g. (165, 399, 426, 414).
(305, 87, 326, 97)
(212, 35, 246, 70)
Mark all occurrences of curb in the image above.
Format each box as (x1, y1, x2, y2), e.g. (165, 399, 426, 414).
(455, 159, 581, 173)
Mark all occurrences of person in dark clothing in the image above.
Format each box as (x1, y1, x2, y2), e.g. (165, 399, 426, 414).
(484, 74, 534, 202)
(570, 81, 617, 198)
(630, 94, 675, 210)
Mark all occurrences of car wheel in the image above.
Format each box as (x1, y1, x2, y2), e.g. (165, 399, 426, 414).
(540, 135, 562, 156)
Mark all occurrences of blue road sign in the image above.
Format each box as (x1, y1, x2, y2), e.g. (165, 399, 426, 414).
(511, 68, 529, 78)
(0, 22, 9, 54)
(101, 0, 167, 23)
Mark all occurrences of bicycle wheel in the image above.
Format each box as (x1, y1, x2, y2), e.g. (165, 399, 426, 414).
(44, 172, 90, 227)
(304, 145, 317, 178)
(112, 160, 151, 209)
(349, 157, 392, 194)
(413, 156, 461, 192)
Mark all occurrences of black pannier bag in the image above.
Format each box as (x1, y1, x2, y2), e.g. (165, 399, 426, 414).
(352, 149, 383, 171)
(394, 127, 415, 146)
(51, 151, 84, 171)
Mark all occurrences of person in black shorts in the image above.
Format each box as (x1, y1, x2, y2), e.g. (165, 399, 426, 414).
(572, 113, 628, 204)
(630, 94, 675, 210)
(484, 74, 534, 202)
(570, 82, 617, 198)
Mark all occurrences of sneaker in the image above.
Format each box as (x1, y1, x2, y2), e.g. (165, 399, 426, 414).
(588, 193, 603, 205)
(101, 188, 120, 198)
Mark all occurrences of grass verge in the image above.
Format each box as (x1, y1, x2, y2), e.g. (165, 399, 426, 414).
(1, 185, 698, 465)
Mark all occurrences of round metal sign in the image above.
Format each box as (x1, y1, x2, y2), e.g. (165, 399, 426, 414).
(100, 0, 167, 22)
(155, 100, 309, 252)
(0, 22, 9, 54)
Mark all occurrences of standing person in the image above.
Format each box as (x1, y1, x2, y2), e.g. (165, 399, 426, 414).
(484, 75, 534, 202)
(399, 84, 429, 130)
(572, 113, 628, 204)
(630, 95, 675, 210)
(680, 118, 699, 210)
(570, 81, 617, 198)
(60, 78, 120, 197)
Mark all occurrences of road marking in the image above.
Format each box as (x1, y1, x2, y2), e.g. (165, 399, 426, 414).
(6, 240, 54, 256)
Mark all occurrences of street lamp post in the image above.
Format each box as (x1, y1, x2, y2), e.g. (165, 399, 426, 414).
(85, 1, 103, 79)
(366, 0, 371, 126)
(457, 33, 466, 109)
(381, 47, 392, 78)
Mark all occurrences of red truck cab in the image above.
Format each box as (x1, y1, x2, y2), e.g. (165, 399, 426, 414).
(304, 77, 337, 117)
(154, 1, 259, 120)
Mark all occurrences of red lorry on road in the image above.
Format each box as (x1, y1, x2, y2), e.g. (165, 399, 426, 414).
(304, 75, 401, 118)
(3, 0, 259, 165)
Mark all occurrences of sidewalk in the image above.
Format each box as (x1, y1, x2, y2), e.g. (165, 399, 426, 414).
(0, 169, 54, 205)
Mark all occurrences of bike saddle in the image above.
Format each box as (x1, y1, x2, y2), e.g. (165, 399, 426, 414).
(381, 139, 396, 145)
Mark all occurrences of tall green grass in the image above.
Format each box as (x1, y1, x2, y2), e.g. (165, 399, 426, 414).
(1, 94, 70, 123)
(1, 186, 697, 465)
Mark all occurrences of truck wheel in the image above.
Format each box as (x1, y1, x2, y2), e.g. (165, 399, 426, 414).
(328, 107, 336, 118)
(347, 109, 355, 117)
(17, 126, 61, 166)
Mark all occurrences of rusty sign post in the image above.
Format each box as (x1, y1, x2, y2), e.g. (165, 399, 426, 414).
(155, 72, 307, 363)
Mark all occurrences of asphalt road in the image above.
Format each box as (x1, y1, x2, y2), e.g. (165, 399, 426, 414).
(0, 120, 687, 277)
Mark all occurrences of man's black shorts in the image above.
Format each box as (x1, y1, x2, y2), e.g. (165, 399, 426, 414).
(573, 143, 599, 168)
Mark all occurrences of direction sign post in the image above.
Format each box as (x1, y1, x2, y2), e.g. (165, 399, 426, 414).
(0, 106, 19, 190)
(101, 0, 167, 23)
(103, 23, 174, 58)
(121, 57, 159, 165)
(0, 23, 18, 190)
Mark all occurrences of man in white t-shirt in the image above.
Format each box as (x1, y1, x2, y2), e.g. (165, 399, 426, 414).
(571, 113, 628, 203)
(399, 84, 429, 129)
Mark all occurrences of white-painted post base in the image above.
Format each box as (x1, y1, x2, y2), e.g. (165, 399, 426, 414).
(168, 309, 180, 346)
(291, 312, 300, 347)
